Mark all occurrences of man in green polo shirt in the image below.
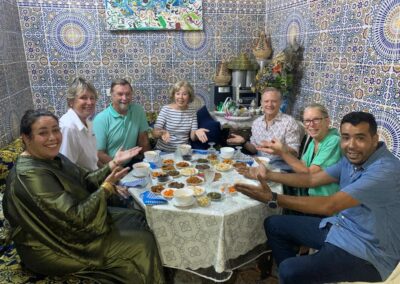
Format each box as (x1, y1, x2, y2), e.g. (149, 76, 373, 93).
(93, 79, 151, 167)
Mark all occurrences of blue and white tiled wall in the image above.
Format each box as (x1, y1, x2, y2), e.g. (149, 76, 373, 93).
(0, 0, 399, 158)
(0, 0, 33, 147)
(15, 0, 265, 116)
(266, 0, 400, 158)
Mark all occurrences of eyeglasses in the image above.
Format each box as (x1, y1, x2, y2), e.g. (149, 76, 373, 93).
(303, 117, 326, 126)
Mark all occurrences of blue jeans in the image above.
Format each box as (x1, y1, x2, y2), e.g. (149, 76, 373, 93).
(264, 215, 382, 284)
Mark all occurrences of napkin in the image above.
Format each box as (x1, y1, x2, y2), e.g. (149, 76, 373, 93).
(120, 178, 147, 188)
(141, 191, 168, 205)
(192, 149, 208, 155)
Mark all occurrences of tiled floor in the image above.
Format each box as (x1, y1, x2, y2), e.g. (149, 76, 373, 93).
(172, 261, 279, 284)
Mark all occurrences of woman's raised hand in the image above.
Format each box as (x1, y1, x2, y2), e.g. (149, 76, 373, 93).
(195, 128, 209, 143)
(102, 166, 130, 195)
(105, 166, 130, 185)
(110, 146, 142, 169)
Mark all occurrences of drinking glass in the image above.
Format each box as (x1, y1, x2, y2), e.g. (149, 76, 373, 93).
(174, 147, 182, 161)
(234, 146, 243, 160)
(204, 168, 216, 188)
(208, 142, 216, 154)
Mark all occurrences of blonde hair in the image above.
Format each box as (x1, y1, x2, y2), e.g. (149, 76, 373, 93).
(67, 77, 98, 106)
(169, 80, 194, 103)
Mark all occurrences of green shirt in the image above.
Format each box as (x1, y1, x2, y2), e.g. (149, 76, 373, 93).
(93, 103, 149, 158)
(301, 128, 341, 196)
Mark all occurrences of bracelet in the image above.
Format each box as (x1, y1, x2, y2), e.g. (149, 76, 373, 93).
(101, 181, 116, 194)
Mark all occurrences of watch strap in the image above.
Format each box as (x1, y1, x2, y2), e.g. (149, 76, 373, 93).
(267, 192, 278, 209)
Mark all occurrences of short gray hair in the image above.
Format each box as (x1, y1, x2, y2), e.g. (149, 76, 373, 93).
(304, 103, 329, 118)
(67, 77, 98, 106)
(110, 78, 133, 94)
(261, 87, 282, 100)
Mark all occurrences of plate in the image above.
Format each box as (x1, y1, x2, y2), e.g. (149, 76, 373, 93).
(186, 176, 204, 186)
(207, 192, 223, 201)
(224, 116, 252, 122)
(166, 170, 180, 178)
(233, 161, 248, 169)
(161, 188, 175, 199)
(150, 184, 165, 194)
(196, 158, 209, 163)
(171, 197, 196, 208)
(187, 186, 205, 197)
(176, 161, 192, 168)
(162, 159, 175, 165)
(195, 164, 211, 171)
(214, 163, 233, 172)
(221, 158, 235, 165)
(131, 173, 148, 178)
(180, 167, 199, 176)
(151, 170, 164, 179)
(157, 173, 170, 183)
(167, 181, 185, 189)
(161, 164, 176, 171)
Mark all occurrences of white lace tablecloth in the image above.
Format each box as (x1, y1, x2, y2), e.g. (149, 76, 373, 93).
(126, 154, 282, 279)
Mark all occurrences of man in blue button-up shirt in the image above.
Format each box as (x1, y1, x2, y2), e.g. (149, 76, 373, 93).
(235, 112, 400, 284)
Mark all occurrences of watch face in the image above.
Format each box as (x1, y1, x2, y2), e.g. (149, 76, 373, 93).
(268, 201, 278, 209)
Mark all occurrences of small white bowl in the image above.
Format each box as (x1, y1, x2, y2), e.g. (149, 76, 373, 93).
(220, 147, 235, 159)
(132, 162, 151, 177)
(144, 150, 158, 162)
(174, 188, 194, 206)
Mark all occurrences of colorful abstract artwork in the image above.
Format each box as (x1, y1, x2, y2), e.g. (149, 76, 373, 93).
(104, 0, 203, 30)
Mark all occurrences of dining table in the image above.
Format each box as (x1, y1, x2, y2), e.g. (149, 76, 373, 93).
(125, 152, 283, 282)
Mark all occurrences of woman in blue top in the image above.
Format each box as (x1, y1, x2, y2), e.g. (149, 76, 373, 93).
(255, 103, 341, 196)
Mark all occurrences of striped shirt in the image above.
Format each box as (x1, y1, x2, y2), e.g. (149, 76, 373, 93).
(154, 105, 198, 152)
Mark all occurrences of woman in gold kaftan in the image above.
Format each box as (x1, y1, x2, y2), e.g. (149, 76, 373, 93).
(2, 109, 165, 284)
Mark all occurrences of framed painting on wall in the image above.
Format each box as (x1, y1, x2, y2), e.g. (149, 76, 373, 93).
(104, 0, 203, 31)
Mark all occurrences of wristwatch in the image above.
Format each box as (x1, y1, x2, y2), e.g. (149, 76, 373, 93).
(267, 192, 278, 209)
